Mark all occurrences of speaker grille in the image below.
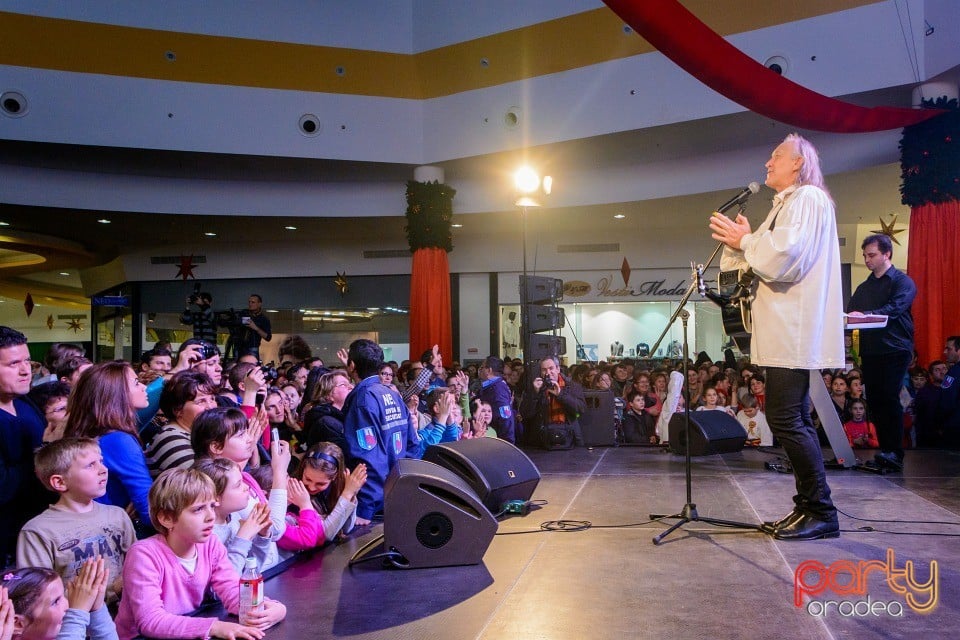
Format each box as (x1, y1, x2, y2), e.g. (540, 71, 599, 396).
(415, 512, 454, 549)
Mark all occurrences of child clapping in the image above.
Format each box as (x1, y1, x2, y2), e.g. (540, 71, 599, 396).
(114, 469, 286, 640)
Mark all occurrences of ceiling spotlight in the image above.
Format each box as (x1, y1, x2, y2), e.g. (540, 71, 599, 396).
(451, 223, 463, 228)
(203, 232, 217, 237)
(59, 272, 70, 276)
(97, 219, 111, 224)
(614, 213, 625, 219)
(0, 221, 9, 226)
(284, 226, 297, 231)
(513, 167, 540, 194)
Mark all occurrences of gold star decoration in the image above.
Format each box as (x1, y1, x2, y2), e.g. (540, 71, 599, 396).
(46, 314, 54, 330)
(871, 214, 906, 245)
(334, 272, 348, 296)
(66, 318, 84, 333)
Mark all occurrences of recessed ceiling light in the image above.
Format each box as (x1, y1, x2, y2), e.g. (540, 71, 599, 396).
(59, 272, 70, 276)
(284, 226, 297, 231)
(614, 213, 625, 219)
(203, 232, 217, 237)
(451, 223, 463, 228)
(97, 219, 111, 224)
(0, 222, 9, 227)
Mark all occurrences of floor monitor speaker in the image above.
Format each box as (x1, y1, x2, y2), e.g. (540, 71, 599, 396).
(422, 438, 540, 514)
(383, 459, 497, 568)
(668, 411, 746, 456)
(580, 390, 617, 446)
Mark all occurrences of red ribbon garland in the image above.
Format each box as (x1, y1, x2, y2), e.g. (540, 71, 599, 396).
(602, 0, 943, 132)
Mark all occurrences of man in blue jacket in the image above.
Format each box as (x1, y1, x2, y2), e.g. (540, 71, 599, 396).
(937, 336, 960, 450)
(343, 339, 414, 525)
(479, 356, 516, 444)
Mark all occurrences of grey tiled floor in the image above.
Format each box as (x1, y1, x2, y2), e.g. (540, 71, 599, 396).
(259, 446, 960, 639)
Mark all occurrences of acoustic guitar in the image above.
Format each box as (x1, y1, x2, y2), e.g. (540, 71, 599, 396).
(695, 265, 753, 354)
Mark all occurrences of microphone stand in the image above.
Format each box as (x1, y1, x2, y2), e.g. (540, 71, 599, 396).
(647, 202, 762, 545)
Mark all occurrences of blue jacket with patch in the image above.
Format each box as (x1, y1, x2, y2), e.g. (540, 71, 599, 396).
(480, 376, 516, 443)
(343, 375, 413, 520)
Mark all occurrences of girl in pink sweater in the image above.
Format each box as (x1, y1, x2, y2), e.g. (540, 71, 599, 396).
(115, 469, 286, 640)
(278, 443, 367, 552)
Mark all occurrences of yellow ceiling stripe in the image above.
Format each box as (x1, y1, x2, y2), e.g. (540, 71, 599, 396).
(0, 1, 878, 99)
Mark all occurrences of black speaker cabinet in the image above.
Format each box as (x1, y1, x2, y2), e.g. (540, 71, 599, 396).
(668, 411, 747, 456)
(519, 275, 563, 304)
(422, 438, 541, 514)
(525, 304, 565, 332)
(383, 459, 497, 568)
(581, 389, 617, 446)
(527, 334, 566, 359)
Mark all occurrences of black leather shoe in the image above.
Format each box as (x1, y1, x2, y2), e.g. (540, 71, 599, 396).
(760, 509, 802, 535)
(773, 513, 840, 540)
(874, 451, 903, 471)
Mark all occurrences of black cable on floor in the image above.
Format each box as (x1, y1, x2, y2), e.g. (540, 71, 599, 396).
(836, 505, 960, 526)
(841, 527, 960, 537)
(495, 517, 668, 536)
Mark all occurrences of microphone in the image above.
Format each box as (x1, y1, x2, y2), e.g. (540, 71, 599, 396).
(716, 182, 760, 214)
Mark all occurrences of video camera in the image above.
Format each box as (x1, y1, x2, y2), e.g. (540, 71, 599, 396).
(215, 308, 249, 329)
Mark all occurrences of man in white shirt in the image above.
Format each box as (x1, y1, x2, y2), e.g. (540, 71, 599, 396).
(710, 133, 843, 541)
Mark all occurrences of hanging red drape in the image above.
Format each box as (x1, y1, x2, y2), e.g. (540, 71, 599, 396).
(409, 246, 452, 363)
(907, 200, 960, 367)
(602, 0, 943, 132)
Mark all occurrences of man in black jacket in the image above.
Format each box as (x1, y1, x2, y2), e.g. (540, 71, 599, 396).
(847, 234, 916, 471)
(520, 356, 586, 448)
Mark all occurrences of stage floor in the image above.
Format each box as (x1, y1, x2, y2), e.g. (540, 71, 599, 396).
(260, 446, 960, 639)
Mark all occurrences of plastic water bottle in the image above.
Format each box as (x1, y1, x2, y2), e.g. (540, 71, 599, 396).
(238, 557, 264, 626)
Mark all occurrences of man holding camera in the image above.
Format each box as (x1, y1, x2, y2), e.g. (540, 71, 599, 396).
(180, 290, 217, 343)
(520, 356, 586, 449)
(237, 294, 272, 359)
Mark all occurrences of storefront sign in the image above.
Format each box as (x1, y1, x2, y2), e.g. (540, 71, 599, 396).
(503, 266, 716, 304)
(92, 295, 130, 307)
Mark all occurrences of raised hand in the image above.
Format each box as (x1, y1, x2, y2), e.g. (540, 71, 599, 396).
(237, 501, 271, 540)
(286, 477, 314, 511)
(434, 392, 453, 425)
(172, 344, 203, 373)
(342, 463, 367, 502)
(65, 557, 108, 612)
(1, 587, 16, 640)
(337, 348, 349, 366)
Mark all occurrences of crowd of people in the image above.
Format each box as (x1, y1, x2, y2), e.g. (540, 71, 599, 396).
(2, 316, 959, 639)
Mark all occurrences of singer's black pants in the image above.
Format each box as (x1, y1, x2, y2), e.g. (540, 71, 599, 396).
(764, 367, 836, 522)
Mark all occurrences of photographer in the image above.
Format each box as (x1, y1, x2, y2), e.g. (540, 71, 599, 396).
(177, 338, 223, 388)
(520, 356, 586, 449)
(237, 293, 272, 359)
(180, 288, 217, 343)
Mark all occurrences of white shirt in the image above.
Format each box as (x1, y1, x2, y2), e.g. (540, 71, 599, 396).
(720, 184, 844, 369)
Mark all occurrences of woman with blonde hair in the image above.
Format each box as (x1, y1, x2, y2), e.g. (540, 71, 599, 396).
(302, 370, 354, 454)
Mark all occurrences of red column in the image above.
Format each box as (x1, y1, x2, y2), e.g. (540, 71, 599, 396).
(409, 247, 452, 362)
(907, 200, 960, 367)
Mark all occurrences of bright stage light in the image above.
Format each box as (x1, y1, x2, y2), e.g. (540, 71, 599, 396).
(513, 167, 540, 193)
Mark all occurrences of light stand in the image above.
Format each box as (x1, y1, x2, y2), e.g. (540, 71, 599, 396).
(520, 204, 531, 367)
(513, 168, 551, 368)
(650, 307, 761, 544)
